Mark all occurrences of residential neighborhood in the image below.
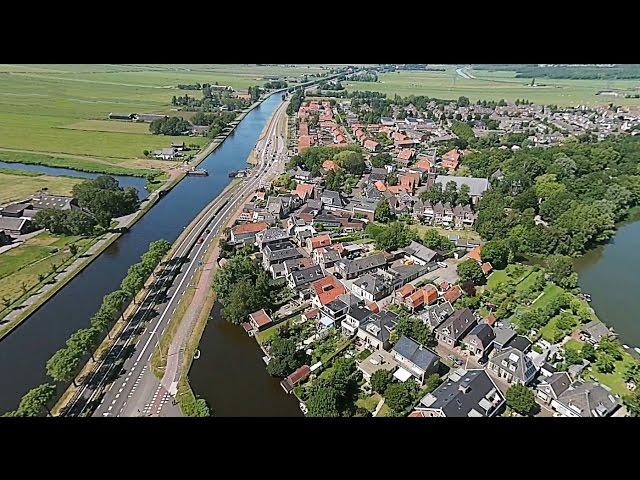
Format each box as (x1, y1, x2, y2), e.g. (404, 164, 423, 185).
(212, 84, 640, 418)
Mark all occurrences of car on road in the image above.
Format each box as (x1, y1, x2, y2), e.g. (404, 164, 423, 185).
(205, 229, 211, 234)
(437, 262, 448, 268)
(197, 237, 204, 244)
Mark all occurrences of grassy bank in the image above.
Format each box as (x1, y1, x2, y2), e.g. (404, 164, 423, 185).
(0, 150, 157, 177)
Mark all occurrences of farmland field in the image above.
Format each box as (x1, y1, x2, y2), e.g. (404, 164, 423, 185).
(0, 64, 333, 175)
(0, 170, 84, 204)
(344, 66, 640, 107)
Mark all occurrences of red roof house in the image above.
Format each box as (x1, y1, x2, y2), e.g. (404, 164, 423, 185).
(248, 309, 272, 331)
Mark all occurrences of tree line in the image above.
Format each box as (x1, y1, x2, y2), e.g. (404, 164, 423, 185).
(4, 240, 171, 416)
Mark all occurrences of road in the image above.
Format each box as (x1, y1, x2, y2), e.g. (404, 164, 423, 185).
(64, 99, 289, 417)
(455, 67, 474, 79)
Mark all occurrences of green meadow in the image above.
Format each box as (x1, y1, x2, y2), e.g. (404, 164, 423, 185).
(0, 64, 330, 176)
(345, 66, 640, 107)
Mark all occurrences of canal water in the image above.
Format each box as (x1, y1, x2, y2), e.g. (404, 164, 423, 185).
(0, 160, 149, 200)
(189, 305, 302, 416)
(574, 219, 640, 348)
(0, 93, 297, 415)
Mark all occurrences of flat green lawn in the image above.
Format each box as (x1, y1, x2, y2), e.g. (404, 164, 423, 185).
(532, 283, 564, 310)
(255, 318, 296, 345)
(564, 338, 584, 353)
(586, 350, 637, 397)
(486, 264, 533, 290)
(487, 269, 509, 289)
(344, 67, 640, 107)
(0, 231, 92, 313)
(375, 402, 391, 417)
(356, 393, 382, 413)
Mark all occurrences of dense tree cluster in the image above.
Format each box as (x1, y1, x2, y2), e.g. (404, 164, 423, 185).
(149, 116, 192, 136)
(212, 252, 274, 325)
(365, 221, 416, 251)
(34, 176, 139, 235)
(467, 136, 640, 257)
(286, 88, 304, 115)
(286, 144, 361, 177)
(307, 358, 360, 417)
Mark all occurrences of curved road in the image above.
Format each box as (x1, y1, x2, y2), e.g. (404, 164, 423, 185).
(65, 100, 289, 417)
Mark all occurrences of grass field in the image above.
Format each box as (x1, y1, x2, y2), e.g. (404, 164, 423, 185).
(0, 232, 92, 309)
(586, 348, 637, 396)
(0, 170, 84, 204)
(0, 64, 330, 175)
(344, 66, 640, 107)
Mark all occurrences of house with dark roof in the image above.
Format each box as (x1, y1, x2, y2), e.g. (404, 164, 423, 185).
(492, 324, 518, 352)
(402, 241, 439, 266)
(335, 253, 387, 280)
(357, 310, 398, 351)
(435, 308, 478, 347)
(580, 320, 615, 344)
(536, 372, 572, 405)
(287, 264, 325, 291)
(551, 380, 620, 417)
(261, 241, 303, 269)
(392, 335, 440, 384)
(256, 227, 289, 248)
(320, 190, 345, 210)
(462, 323, 495, 357)
(341, 304, 374, 337)
(351, 273, 394, 302)
(419, 301, 455, 330)
(418, 368, 505, 417)
(488, 347, 538, 385)
(0, 217, 32, 237)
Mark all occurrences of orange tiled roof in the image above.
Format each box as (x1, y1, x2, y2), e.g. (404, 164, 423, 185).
(311, 275, 346, 306)
(322, 159, 338, 171)
(465, 246, 482, 263)
(396, 284, 415, 298)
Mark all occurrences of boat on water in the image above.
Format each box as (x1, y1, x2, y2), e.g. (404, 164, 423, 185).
(187, 169, 208, 176)
(193, 349, 201, 360)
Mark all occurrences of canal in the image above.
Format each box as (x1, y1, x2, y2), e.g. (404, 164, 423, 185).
(574, 219, 640, 349)
(0, 93, 298, 415)
(0, 160, 149, 200)
(189, 305, 302, 416)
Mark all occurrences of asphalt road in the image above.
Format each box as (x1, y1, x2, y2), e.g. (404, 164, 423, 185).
(64, 100, 289, 417)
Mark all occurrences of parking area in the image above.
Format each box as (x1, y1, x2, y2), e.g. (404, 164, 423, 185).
(426, 258, 460, 285)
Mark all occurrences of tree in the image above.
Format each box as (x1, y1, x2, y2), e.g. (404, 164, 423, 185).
(581, 342, 596, 362)
(457, 259, 485, 285)
(334, 150, 365, 175)
(598, 337, 623, 361)
(596, 353, 615, 374)
(384, 382, 418, 415)
(46, 347, 82, 386)
(624, 389, 640, 417)
(546, 255, 577, 289)
(623, 362, 640, 384)
(375, 222, 415, 251)
(424, 374, 441, 393)
(422, 229, 451, 252)
(66, 327, 101, 361)
(481, 240, 510, 270)
(15, 383, 56, 417)
(370, 369, 393, 394)
(505, 384, 536, 415)
(307, 386, 340, 417)
(374, 198, 393, 223)
(68, 243, 78, 256)
(370, 152, 392, 168)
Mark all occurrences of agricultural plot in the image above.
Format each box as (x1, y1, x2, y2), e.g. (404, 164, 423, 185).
(344, 67, 640, 107)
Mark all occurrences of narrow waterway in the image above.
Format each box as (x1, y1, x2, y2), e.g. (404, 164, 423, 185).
(574, 220, 640, 349)
(0, 160, 149, 199)
(0, 93, 296, 415)
(189, 305, 302, 416)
